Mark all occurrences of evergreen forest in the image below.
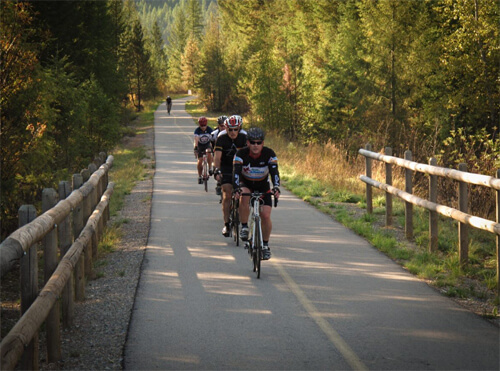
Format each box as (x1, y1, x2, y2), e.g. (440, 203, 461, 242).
(1, 0, 499, 238)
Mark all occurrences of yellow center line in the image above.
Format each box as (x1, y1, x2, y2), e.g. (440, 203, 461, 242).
(273, 261, 368, 371)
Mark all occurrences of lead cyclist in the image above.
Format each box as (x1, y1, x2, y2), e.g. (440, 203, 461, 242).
(233, 127, 280, 260)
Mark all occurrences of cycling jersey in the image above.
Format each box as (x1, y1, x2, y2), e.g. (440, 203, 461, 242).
(215, 132, 247, 172)
(217, 128, 247, 137)
(233, 147, 280, 192)
(194, 126, 214, 152)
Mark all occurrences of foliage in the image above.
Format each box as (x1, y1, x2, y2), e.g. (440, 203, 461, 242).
(1, 0, 165, 239)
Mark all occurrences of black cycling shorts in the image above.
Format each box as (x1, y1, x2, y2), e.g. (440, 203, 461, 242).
(240, 182, 273, 207)
(196, 146, 212, 159)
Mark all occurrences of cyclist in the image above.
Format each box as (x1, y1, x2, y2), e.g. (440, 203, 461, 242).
(213, 115, 247, 236)
(216, 115, 247, 137)
(193, 116, 214, 184)
(166, 96, 172, 114)
(211, 115, 228, 145)
(233, 127, 280, 260)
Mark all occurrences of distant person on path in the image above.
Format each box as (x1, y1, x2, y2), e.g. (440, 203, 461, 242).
(233, 127, 280, 260)
(194, 116, 214, 184)
(166, 96, 172, 114)
(213, 115, 247, 236)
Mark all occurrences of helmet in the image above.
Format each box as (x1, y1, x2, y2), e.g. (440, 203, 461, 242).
(217, 115, 228, 126)
(225, 115, 242, 129)
(246, 127, 265, 141)
(198, 116, 207, 126)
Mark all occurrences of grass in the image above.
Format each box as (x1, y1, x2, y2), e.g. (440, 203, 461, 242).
(265, 136, 498, 314)
(95, 99, 160, 268)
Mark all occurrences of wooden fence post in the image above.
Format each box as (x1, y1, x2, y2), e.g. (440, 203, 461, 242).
(429, 158, 438, 252)
(88, 163, 99, 259)
(58, 181, 74, 327)
(19, 205, 38, 371)
(72, 173, 85, 301)
(458, 163, 469, 266)
(496, 169, 500, 298)
(404, 150, 413, 239)
(385, 147, 393, 227)
(81, 168, 93, 278)
(42, 188, 61, 363)
(365, 143, 373, 214)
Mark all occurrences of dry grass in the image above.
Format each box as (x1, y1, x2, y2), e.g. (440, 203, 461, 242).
(268, 137, 361, 191)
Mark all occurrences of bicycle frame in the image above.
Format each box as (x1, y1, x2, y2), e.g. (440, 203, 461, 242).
(201, 150, 210, 192)
(242, 191, 266, 278)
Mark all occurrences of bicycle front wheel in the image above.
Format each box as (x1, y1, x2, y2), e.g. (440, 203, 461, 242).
(253, 222, 262, 278)
(232, 203, 239, 246)
(203, 161, 208, 192)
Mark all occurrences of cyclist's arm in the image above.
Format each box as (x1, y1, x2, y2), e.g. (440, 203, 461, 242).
(268, 155, 280, 188)
(233, 154, 243, 189)
(214, 149, 222, 170)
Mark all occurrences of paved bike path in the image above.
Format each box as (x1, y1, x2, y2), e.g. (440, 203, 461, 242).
(124, 97, 499, 370)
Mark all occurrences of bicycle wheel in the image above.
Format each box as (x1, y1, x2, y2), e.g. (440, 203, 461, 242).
(253, 222, 262, 278)
(232, 200, 239, 246)
(203, 159, 208, 192)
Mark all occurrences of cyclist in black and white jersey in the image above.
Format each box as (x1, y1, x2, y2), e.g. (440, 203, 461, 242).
(214, 115, 247, 236)
(233, 127, 280, 260)
(216, 115, 247, 138)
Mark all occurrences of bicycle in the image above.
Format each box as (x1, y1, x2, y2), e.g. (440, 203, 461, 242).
(241, 191, 277, 278)
(201, 150, 211, 192)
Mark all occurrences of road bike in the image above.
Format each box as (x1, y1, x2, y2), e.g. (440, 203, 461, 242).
(242, 191, 277, 278)
(201, 150, 210, 192)
(229, 194, 240, 246)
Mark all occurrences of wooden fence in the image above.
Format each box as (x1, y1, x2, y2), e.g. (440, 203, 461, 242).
(0, 153, 114, 370)
(359, 144, 500, 297)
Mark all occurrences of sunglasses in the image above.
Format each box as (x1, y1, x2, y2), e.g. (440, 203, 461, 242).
(249, 140, 263, 145)
(228, 128, 239, 132)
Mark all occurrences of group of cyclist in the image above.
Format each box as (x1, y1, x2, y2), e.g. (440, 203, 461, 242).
(193, 114, 280, 260)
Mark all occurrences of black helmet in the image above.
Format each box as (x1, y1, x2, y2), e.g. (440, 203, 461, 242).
(246, 127, 265, 141)
(217, 115, 228, 125)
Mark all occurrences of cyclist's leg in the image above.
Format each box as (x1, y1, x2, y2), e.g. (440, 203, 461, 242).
(197, 156, 203, 177)
(260, 205, 272, 241)
(238, 186, 251, 224)
(221, 183, 232, 224)
(207, 151, 213, 172)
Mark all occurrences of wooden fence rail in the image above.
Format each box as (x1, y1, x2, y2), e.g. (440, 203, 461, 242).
(0, 154, 114, 370)
(359, 145, 500, 297)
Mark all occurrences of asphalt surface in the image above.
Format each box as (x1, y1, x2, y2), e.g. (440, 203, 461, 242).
(124, 97, 499, 370)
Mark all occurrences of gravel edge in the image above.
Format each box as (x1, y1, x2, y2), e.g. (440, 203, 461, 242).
(41, 124, 154, 370)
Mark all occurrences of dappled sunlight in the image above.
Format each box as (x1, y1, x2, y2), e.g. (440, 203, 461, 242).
(366, 271, 419, 282)
(225, 308, 272, 315)
(273, 257, 338, 270)
(147, 244, 174, 255)
(188, 246, 236, 261)
(381, 327, 466, 342)
(159, 354, 200, 365)
(197, 272, 261, 296)
(377, 295, 430, 302)
(310, 311, 356, 319)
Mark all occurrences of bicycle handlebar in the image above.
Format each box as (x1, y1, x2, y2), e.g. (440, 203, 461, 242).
(239, 190, 278, 207)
